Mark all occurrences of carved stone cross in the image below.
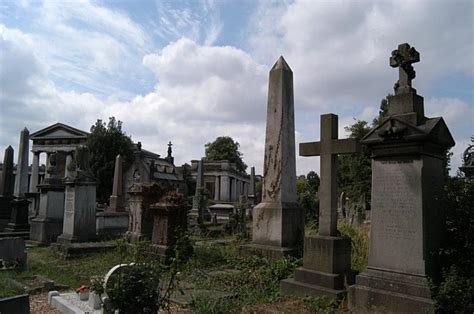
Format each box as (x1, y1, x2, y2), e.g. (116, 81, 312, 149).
(390, 43, 420, 95)
(300, 114, 361, 236)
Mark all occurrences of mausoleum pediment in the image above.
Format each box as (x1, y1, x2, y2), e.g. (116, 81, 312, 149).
(30, 123, 89, 141)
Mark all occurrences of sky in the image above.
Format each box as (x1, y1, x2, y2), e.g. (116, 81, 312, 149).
(0, 0, 473, 176)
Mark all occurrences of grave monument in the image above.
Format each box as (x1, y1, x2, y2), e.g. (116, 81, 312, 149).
(188, 158, 206, 232)
(241, 56, 303, 259)
(281, 113, 360, 298)
(349, 43, 455, 312)
(5, 128, 30, 233)
(0, 146, 14, 227)
(57, 145, 98, 243)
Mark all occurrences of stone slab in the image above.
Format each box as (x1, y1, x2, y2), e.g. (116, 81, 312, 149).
(49, 292, 101, 314)
(240, 243, 300, 260)
(0, 294, 30, 314)
(280, 278, 346, 299)
(52, 241, 116, 259)
(293, 267, 344, 290)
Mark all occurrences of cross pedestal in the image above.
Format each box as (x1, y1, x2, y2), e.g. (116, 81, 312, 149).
(281, 113, 361, 299)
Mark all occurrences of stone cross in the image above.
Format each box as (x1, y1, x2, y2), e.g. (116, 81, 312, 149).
(167, 141, 172, 158)
(390, 43, 420, 95)
(14, 127, 29, 198)
(300, 114, 361, 236)
(0, 146, 14, 197)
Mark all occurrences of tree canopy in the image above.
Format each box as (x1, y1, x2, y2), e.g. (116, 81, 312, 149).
(205, 136, 247, 173)
(87, 117, 135, 203)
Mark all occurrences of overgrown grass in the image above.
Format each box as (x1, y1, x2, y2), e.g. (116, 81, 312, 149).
(338, 220, 369, 271)
(0, 246, 121, 298)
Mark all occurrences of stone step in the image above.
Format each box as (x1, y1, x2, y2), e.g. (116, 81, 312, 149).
(280, 278, 346, 299)
(0, 231, 29, 239)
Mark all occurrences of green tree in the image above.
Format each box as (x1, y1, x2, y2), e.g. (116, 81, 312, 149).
(338, 120, 372, 207)
(87, 117, 135, 203)
(297, 171, 320, 229)
(205, 136, 247, 173)
(372, 94, 391, 126)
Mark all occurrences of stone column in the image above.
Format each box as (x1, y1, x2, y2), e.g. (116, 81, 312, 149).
(44, 153, 51, 179)
(241, 56, 303, 260)
(231, 178, 237, 201)
(220, 175, 230, 201)
(214, 176, 220, 201)
(29, 152, 40, 192)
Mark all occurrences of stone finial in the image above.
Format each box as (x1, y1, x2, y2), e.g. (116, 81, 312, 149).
(390, 43, 420, 95)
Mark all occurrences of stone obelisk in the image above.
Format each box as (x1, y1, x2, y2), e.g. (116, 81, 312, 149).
(107, 154, 124, 212)
(6, 128, 30, 232)
(241, 56, 303, 260)
(0, 146, 14, 222)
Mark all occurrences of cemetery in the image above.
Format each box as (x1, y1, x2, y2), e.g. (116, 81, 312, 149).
(0, 42, 472, 314)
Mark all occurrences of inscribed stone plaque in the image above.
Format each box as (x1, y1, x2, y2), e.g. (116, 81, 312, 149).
(369, 157, 425, 275)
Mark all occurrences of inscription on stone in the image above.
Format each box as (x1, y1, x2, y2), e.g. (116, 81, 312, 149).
(64, 190, 74, 218)
(370, 158, 424, 274)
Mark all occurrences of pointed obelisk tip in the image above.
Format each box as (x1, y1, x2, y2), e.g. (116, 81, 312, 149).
(23, 127, 29, 132)
(271, 55, 292, 72)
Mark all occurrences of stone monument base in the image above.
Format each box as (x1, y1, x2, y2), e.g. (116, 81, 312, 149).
(96, 211, 128, 237)
(280, 235, 353, 299)
(30, 218, 63, 244)
(56, 233, 98, 244)
(349, 268, 435, 313)
(240, 201, 303, 261)
(4, 199, 30, 232)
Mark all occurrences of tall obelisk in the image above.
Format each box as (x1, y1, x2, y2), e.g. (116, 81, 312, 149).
(241, 56, 303, 260)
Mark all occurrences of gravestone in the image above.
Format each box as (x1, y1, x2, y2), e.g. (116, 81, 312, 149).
(241, 56, 303, 260)
(0, 146, 14, 225)
(57, 146, 98, 243)
(127, 182, 163, 241)
(349, 43, 455, 312)
(150, 191, 188, 262)
(6, 128, 30, 233)
(281, 113, 360, 298)
(30, 152, 66, 244)
(107, 154, 124, 212)
(188, 158, 206, 232)
(0, 237, 26, 269)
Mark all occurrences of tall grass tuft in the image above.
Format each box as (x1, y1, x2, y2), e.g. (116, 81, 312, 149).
(338, 221, 369, 271)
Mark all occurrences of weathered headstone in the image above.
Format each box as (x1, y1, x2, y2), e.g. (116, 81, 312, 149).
(281, 113, 360, 298)
(30, 152, 66, 244)
(349, 43, 455, 312)
(241, 56, 303, 260)
(107, 154, 124, 212)
(150, 191, 188, 262)
(6, 128, 30, 232)
(57, 146, 98, 243)
(127, 182, 163, 241)
(0, 237, 26, 269)
(0, 146, 14, 223)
